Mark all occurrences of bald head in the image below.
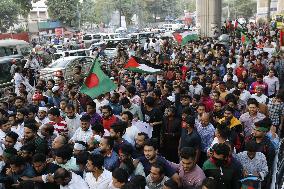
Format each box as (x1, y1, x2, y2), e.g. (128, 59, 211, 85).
(200, 113, 210, 127)
(52, 135, 67, 150)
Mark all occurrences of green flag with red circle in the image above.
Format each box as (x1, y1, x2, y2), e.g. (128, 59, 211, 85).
(80, 59, 117, 98)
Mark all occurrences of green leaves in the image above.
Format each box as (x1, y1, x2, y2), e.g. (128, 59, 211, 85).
(12, 0, 32, 18)
(46, 0, 80, 27)
(0, 0, 20, 32)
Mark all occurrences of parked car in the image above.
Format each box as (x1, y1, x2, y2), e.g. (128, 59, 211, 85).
(39, 56, 94, 80)
(53, 49, 91, 61)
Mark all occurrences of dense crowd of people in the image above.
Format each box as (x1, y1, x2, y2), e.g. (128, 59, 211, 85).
(0, 22, 283, 189)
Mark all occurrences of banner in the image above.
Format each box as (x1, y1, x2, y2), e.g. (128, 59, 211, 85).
(55, 28, 64, 37)
(280, 29, 284, 47)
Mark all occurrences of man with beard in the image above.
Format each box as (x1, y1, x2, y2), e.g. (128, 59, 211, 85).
(169, 147, 206, 188)
(7, 92, 17, 112)
(120, 97, 143, 121)
(64, 104, 81, 138)
(14, 96, 25, 112)
(92, 136, 119, 171)
(35, 107, 50, 126)
(136, 139, 181, 187)
(86, 101, 102, 126)
(133, 132, 149, 158)
(121, 111, 140, 146)
(3, 131, 21, 151)
(246, 118, 275, 170)
(69, 114, 93, 144)
(109, 121, 131, 154)
(188, 77, 203, 98)
(0, 155, 35, 188)
(109, 92, 122, 116)
(12, 108, 28, 139)
(101, 105, 119, 131)
(20, 153, 60, 189)
(210, 101, 223, 127)
(23, 122, 49, 155)
(26, 106, 38, 122)
(218, 107, 243, 152)
(53, 168, 89, 189)
(202, 143, 239, 189)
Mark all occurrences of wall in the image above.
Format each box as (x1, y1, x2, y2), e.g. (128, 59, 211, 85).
(0, 33, 29, 42)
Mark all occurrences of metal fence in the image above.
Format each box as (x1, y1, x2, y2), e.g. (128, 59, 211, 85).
(271, 139, 284, 189)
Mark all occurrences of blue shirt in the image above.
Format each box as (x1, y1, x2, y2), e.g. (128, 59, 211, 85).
(138, 155, 175, 177)
(93, 149, 119, 172)
(109, 102, 122, 116)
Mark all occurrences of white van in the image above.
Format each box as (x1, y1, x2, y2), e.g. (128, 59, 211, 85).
(82, 33, 121, 47)
(0, 39, 31, 82)
(163, 23, 185, 31)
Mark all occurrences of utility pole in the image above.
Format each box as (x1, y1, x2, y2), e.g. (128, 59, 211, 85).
(267, 0, 271, 21)
(119, 0, 122, 27)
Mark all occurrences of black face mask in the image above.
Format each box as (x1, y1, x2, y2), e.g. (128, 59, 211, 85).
(213, 157, 224, 167)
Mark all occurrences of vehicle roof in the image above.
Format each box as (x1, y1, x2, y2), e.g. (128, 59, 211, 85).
(56, 56, 90, 61)
(104, 38, 131, 41)
(0, 39, 29, 47)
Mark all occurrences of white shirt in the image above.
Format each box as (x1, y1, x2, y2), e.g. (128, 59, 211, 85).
(36, 117, 50, 128)
(85, 169, 112, 189)
(65, 114, 82, 138)
(11, 123, 24, 140)
(60, 172, 89, 189)
(0, 130, 6, 142)
(70, 127, 93, 143)
(240, 89, 251, 103)
(123, 125, 140, 146)
(188, 84, 203, 97)
(251, 94, 268, 104)
(226, 63, 237, 70)
(263, 76, 279, 96)
(223, 74, 238, 82)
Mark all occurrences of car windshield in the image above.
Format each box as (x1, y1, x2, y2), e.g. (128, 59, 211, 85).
(83, 35, 93, 40)
(105, 41, 120, 48)
(48, 58, 70, 68)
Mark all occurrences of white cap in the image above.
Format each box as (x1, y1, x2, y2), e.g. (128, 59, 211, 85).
(38, 107, 48, 112)
(52, 86, 60, 92)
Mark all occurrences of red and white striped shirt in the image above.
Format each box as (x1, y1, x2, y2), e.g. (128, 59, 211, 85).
(49, 117, 68, 136)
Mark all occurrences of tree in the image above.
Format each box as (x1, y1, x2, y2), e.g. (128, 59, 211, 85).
(81, 0, 97, 24)
(12, 0, 32, 18)
(223, 0, 257, 20)
(46, 0, 80, 27)
(0, 0, 20, 33)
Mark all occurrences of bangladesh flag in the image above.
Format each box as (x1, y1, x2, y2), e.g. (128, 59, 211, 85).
(125, 56, 162, 74)
(80, 59, 117, 98)
(173, 31, 199, 46)
(241, 32, 252, 45)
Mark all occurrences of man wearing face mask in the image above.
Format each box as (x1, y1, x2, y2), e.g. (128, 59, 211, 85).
(64, 104, 81, 138)
(202, 143, 239, 189)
